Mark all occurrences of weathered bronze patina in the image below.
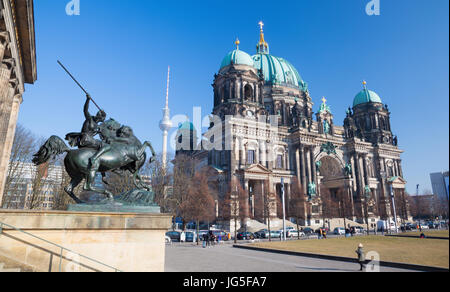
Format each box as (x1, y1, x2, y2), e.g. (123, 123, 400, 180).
(33, 63, 156, 204)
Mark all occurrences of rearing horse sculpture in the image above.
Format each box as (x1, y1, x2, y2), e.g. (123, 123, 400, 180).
(33, 120, 156, 204)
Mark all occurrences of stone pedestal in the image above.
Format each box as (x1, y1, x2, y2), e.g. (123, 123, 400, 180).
(0, 210, 171, 272)
(67, 202, 161, 214)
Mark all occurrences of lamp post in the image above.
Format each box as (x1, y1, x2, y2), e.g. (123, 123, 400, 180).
(281, 178, 286, 241)
(389, 182, 399, 234)
(380, 170, 398, 233)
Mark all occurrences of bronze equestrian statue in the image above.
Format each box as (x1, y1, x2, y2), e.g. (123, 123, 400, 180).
(33, 62, 156, 204)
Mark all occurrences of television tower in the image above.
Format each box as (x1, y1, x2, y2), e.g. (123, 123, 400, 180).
(159, 66, 173, 170)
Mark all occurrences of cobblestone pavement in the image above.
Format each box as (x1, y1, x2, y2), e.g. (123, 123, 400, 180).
(164, 242, 416, 272)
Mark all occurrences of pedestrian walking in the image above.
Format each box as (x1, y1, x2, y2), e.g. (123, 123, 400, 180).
(323, 229, 327, 239)
(355, 243, 366, 271)
(202, 233, 207, 248)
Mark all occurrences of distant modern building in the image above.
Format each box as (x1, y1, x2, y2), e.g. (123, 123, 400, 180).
(0, 0, 37, 207)
(430, 171, 449, 202)
(2, 162, 63, 210)
(175, 22, 410, 228)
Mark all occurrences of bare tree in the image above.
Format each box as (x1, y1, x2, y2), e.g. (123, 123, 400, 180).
(320, 187, 339, 227)
(51, 157, 76, 210)
(336, 188, 354, 231)
(144, 153, 173, 213)
(433, 195, 449, 221)
(221, 181, 247, 243)
(180, 171, 216, 245)
(254, 180, 276, 241)
(169, 154, 197, 229)
(288, 177, 306, 238)
(2, 124, 37, 208)
(408, 190, 435, 221)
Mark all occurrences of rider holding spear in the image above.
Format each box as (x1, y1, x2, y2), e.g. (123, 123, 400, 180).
(60, 60, 107, 152)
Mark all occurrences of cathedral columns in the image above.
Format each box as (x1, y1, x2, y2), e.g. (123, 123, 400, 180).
(397, 160, 403, 178)
(306, 146, 312, 184)
(362, 154, 369, 188)
(350, 155, 357, 193)
(300, 146, 307, 193)
(310, 146, 317, 184)
(285, 149, 290, 171)
(295, 147, 301, 184)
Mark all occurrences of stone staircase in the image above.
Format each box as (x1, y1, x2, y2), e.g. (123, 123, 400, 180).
(0, 262, 21, 272)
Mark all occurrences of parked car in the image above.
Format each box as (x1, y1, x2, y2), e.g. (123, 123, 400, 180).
(302, 227, 316, 235)
(270, 230, 282, 238)
(401, 224, 412, 231)
(237, 232, 255, 240)
(185, 231, 197, 242)
(165, 231, 181, 242)
(353, 226, 366, 234)
(286, 229, 305, 238)
(165, 235, 172, 243)
(334, 227, 345, 235)
(254, 229, 269, 239)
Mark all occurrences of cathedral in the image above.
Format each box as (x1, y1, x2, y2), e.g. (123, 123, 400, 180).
(175, 23, 410, 228)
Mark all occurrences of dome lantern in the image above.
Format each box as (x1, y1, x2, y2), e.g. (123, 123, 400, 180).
(256, 21, 269, 55)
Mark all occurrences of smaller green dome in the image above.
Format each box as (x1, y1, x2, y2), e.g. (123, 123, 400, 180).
(220, 49, 254, 69)
(178, 121, 196, 131)
(353, 88, 382, 107)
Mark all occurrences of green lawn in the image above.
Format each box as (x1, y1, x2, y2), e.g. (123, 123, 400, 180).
(250, 235, 449, 269)
(398, 230, 449, 238)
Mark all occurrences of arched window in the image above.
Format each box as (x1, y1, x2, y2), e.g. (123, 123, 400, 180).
(244, 84, 253, 101)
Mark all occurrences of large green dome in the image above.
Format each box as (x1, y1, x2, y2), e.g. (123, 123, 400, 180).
(252, 53, 306, 90)
(220, 23, 307, 91)
(353, 88, 382, 107)
(220, 49, 254, 68)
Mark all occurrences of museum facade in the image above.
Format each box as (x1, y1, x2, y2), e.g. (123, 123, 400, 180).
(0, 0, 37, 207)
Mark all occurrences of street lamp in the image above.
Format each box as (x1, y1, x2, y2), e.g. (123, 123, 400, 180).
(381, 170, 398, 234)
(389, 182, 399, 234)
(281, 178, 287, 241)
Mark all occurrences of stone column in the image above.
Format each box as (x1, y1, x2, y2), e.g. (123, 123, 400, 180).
(0, 32, 9, 62)
(295, 146, 301, 184)
(310, 147, 316, 184)
(285, 149, 290, 171)
(286, 183, 291, 216)
(362, 154, 369, 188)
(0, 59, 21, 206)
(358, 155, 366, 189)
(306, 146, 312, 184)
(350, 155, 357, 193)
(397, 160, 403, 178)
(300, 146, 307, 193)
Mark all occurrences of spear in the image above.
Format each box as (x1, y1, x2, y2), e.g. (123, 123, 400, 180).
(57, 60, 103, 112)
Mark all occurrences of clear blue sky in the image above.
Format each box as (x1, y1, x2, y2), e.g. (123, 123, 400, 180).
(19, 0, 449, 194)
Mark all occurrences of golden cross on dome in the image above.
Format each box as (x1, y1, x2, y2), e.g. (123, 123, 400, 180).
(322, 96, 327, 104)
(258, 21, 264, 32)
(235, 38, 240, 50)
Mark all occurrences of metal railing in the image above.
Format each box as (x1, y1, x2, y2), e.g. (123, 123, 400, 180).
(0, 221, 121, 272)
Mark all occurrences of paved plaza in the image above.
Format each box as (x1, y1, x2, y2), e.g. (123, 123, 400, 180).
(164, 243, 416, 272)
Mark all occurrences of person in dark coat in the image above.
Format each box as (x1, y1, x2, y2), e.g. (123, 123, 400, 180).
(355, 243, 366, 271)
